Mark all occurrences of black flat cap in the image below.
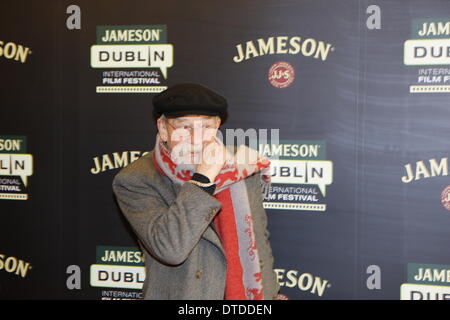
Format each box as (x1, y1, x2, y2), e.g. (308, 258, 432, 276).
(153, 83, 228, 124)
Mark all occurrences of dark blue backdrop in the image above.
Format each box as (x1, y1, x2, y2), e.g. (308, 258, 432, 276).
(1, 0, 450, 300)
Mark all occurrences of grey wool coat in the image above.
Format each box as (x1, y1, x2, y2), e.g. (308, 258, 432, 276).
(112, 151, 280, 300)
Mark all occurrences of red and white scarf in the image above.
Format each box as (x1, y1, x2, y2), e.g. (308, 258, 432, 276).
(152, 134, 271, 300)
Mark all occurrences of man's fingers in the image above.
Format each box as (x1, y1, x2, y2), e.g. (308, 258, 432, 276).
(203, 142, 225, 165)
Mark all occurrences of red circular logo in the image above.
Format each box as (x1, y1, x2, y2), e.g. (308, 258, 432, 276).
(268, 61, 295, 88)
(441, 185, 450, 211)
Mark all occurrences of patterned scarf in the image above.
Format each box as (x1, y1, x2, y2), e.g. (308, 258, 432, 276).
(152, 134, 271, 300)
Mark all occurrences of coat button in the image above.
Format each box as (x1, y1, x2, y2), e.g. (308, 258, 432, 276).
(195, 269, 203, 279)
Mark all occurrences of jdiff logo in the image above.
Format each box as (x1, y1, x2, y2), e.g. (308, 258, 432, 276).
(0, 136, 33, 200)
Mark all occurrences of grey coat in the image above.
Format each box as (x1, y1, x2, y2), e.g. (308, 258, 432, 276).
(112, 151, 280, 300)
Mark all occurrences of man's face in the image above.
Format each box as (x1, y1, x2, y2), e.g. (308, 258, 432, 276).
(157, 114, 221, 164)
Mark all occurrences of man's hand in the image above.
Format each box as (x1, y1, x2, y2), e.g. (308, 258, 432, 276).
(195, 137, 228, 183)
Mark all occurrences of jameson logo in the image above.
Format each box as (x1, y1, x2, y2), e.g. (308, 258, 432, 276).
(408, 263, 450, 286)
(0, 136, 33, 200)
(90, 245, 146, 290)
(404, 18, 450, 93)
(401, 157, 450, 212)
(401, 263, 450, 300)
(259, 140, 333, 212)
(232, 36, 334, 89)
(405, 18, 450, 65)
(96, 246, 144, 266)
(90, 151, 149, 174)
(233, 36, 334, 63)
(97, 25, 166, 44)
(401, 157, 448, 183)
(413, 19, 450, 38)
(90, 25, 173, 93)
(0, 40, 32, 63)
(274, 268, 331, 297)
(0, 253, 32, 278)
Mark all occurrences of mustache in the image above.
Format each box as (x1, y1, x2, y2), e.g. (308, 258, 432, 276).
(171, 143, 203, 156)
(170, 143, 203, 166)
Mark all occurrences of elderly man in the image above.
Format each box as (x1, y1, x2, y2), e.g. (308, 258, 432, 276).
(112, 83, 280, 300)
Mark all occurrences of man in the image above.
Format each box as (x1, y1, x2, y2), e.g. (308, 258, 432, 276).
(112, 82, 280, 300)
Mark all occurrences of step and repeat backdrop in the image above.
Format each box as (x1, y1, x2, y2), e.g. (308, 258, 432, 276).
(1, 0, 450, 300)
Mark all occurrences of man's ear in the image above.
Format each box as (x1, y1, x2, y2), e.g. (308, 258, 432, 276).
(157, 116, 168, 142)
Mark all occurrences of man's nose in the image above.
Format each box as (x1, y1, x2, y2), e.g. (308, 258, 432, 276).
(190, 128, 205, 145)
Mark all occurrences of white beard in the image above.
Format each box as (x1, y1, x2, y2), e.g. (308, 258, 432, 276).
(170, 142, 203, 168)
